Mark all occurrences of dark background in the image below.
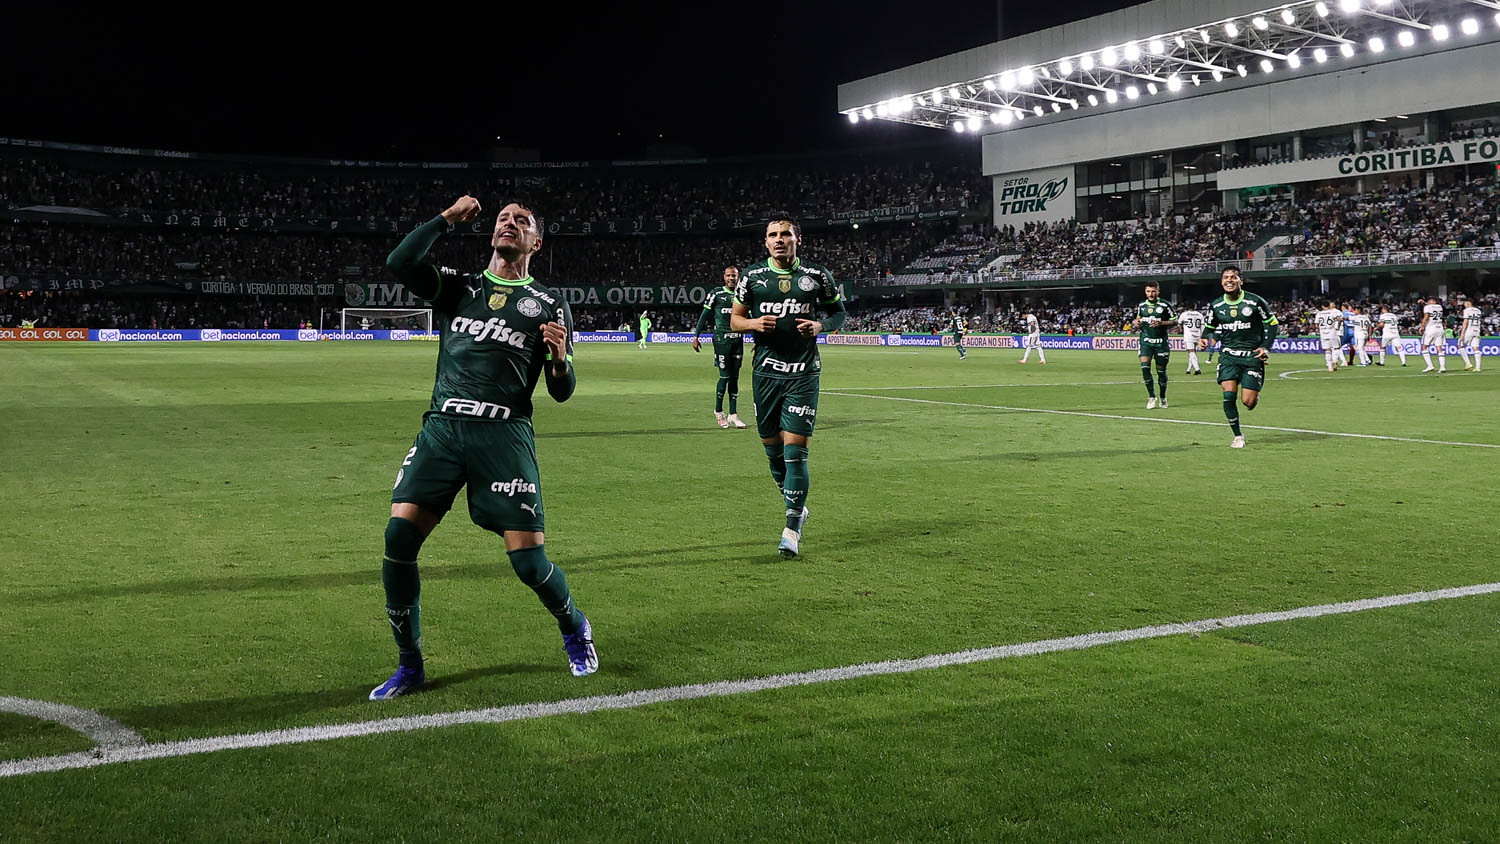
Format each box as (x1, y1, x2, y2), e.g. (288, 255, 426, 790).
(4, 2, 1134, 160)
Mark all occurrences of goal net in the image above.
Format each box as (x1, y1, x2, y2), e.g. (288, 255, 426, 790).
(340, 308, 433, 333)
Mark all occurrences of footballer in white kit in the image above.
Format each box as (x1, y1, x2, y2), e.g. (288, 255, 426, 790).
(1179, 307, 1205, 374)
(1314, 302, 1344, 372)
(1019, 313, 1046, 364)
(1375, 305, 1407, 366)
(1419, 298, 1446, 372)
(1348, 307, 1372, 366)
(1459, 300, 1483, 371)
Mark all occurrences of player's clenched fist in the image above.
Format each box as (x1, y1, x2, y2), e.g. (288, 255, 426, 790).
(442, 196, 482, 224)
(746, 315, 777, 333)
(541, 321, 569, 374)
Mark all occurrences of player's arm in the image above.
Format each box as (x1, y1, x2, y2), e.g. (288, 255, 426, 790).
(1159, 303, 1179, 330)
(1256, 297, 1279, 359)
(542, 300, 576, 403)
(1199, 311, 1216, 350)
(730, 276, 774, 332)
(802, 271, 846, 335)
(691, 300, 713, 351)
(385, 196, 481, 300)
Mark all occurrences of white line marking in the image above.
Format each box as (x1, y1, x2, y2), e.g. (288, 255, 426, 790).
(3, 582, 1497, 778)
(832, 380, 1141, 391)
(1278, 368, 1470, 381)
(0, 697, 144, 749)
(823, 390, 1500, 449)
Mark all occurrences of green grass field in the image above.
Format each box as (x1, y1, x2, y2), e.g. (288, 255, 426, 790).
(2, 341, 1498, 841)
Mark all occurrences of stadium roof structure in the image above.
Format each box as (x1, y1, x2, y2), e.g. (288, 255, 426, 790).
(837, 0, 1500, 135)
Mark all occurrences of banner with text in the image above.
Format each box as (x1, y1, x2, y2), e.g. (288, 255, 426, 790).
(3, 276, 337, 296)
(347, 281, 850, 309)
(0, 327, 88, 341)
(1218, 138, 1500, 190)
(992, 165, 1076, 227)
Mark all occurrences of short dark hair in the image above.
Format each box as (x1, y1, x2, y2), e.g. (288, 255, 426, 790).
(1144, 281, 1159, 289)
(766, 211, 800, 237)
(503, 199, 543, 232)
(1221, 265, 1241, 275)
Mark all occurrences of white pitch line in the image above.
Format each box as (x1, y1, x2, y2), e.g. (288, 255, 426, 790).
(832, 380, 1141, 391)
(0, 697, 144, 748)
(1279, 368, 1480, 381)
(3, 582, 1499, 779)
(823, 390, 1500, 449)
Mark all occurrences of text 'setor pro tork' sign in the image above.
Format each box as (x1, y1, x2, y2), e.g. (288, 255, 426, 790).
(991, 165, 1076, 227)
(1218, 138, 1500, 190)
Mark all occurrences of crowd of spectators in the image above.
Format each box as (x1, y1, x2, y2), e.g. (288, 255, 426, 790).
(1220, 120, 1499, 171)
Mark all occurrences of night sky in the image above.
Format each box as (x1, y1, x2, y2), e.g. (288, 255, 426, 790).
(6, 2, 1135, 161)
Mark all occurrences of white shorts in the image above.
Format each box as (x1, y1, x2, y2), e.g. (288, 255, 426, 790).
(1026, 334, 1041, 348)
(1461, 331, 1480, 347)
(1422, 329, 1446, 348)
(1381, 333, 1401, 346)
(1182, 334, 1202, 349)
(1353, 333, 1369, 349)
(1320, 335, 1342, 351)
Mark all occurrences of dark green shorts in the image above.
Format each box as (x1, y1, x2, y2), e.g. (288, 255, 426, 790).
(391, 415, 544, 533)
(1216, 356, 1267, 391)
(713, 335, 745, 375)
(752, 374, 820, 439)
(1140, 339, 1170, 360)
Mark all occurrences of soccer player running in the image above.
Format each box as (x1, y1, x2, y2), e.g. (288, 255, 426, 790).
(1018, 312, 1045, 363)
(1459, 298, 1483, 372)
(1178, 305, 1205, 374)
(950, 310, 968, 360)
(637, 310, 652, 349)
(1419, 297, 1446, 373)
(1376, 304, 1407, 366)
(1349, 304, 1373, 367)
(1314, 300, 1344, 373)
(370, 196, 597, 700)
(692, 266, 748, 428)
(1134, 282, 1177, 408)
(1199, 267, 1278, 449)
(730, 212, 846, 558)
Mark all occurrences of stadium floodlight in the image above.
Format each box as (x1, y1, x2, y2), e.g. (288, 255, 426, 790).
(1070, 99, 1080, 109)
(1123, 42, 1142, 61)
(1200, 29, 1211, 42)
(1280, 9, 1295, 25)
(1191, 74, 1201, 86)
(1253, 16, 1269, 30)
(1014, 110, 1024, 122)
(1033, 105, 1044, 116)
(1212, 69, 1224, 82)
(984, 78, 997, 91)
(1236, 63, 1248, 76)
(997, 110, 1013, 125)
(1431, 23, 1449, 41)
(1051, 102, 1062, 113)
(1080, 53, 1096, 71)
(947, 87, 961, 100)
(917, 96, 927, 106)
(1166, 74, 1182, 92)
(1018, 66, 1035, 86)
(1146, 82, 1158, 95)
(847, 112, 859, 124)
(1496, 12, 1500, 29)
(1147, 38, 1164, 56)
(1105, 89, 1119, 103)
(999, 71, 1016, 90)
(1058, 57, 1074, 76)
(1340, 42, 1355, 56)
(1125, 85, 1139, 100)
(1100, 45, 1118, 65)
(1339, 0, 1358, 12)
(990, 111, 1002, 124)
(1460, 17, 1479, 35)
(1224, 21, 1240, 38)
(876, 103, 889, 117)
(1175, 34, 1186, 49)
(1315, 2, 1329, 17)
(966, 115, 980, 131)
(1397, 30, 1414, 47)
(1313, 47, 1329, 62)
(1260, 58, 1274, 73)
(953, 121, 965, 132)
(931, 89, 943, 104)
(1287, 51, 1302, 68)
(862, 107, 874, 120)
(1368, 36, 1385, 52)
(1087, 94, 1100, 106)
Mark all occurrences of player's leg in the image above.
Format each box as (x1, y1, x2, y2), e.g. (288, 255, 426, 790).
(467, 423, 596, 676)
(375, 421, 466, 699)
(1239, 365, 1265, 411)
(1421, 337, 1434, 371)
(1436, 335, 1447, 371)
(1216, 361, 1244, 446)
(1394, 337, 1407, 365)
(1036, 337, 1047, 364)
(1186, 342, 1200, 374)
(777, 377, 818, 558)
(1472, 338, 1483, 371)
(754, 373, 787, 492)
(726, 343, 746, 426)
(1377, 337, 1387, 366)
(1019, 337, 1031, 363)
(1155, 350, 1169, 406)
(1139, 353, 1157, 406)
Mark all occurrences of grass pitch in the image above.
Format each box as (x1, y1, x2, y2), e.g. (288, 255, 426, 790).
(1, 341, 1497, 840)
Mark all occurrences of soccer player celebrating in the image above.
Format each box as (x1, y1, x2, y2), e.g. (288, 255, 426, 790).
(1459, 298, 1483, 372)
(1376, 304, 1406, 366)
(371, 196, 597, 700)
(1134, 282, 1177, 408)
(1018, 312, 1045, 363)
(1419, 297, 1446, 373)
(730, 212, 846, 558)
(951, 311, 968, 360)
(637, 310, 652, 349)
(1199, 267, 1278, 449)
(1349, 304, 1373, 367)
(1178, 304, 1205, 375)
(1314, 301, 1344, 373)
(693, 266, 748, 428)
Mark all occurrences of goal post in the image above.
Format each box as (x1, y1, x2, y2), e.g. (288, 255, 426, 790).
(340, 308, 433, 333)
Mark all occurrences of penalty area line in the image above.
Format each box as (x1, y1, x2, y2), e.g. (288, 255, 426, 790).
(3, 582, 1500, 778)
(823, 390, 1500, 449)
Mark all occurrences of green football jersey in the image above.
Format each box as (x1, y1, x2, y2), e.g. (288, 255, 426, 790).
(951, 315, 966, 336)
(420, 267, 574, 422)
(1205, 291, 1278, 355)
(733, 258, 840, 379)
(697, 287, 743, 339)
(1136, 299, 1177, 341)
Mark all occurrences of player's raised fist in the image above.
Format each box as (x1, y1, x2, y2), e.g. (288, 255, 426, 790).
(442, 196, 482, 224)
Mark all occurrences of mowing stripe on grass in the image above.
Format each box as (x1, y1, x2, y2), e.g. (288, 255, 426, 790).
(823, 390, 1500, 449)
(3, 582, 1498, 779)
(0, 697, 144, 748)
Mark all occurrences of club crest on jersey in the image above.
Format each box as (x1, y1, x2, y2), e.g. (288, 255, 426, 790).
(516, 298, 543, 318)
(798, 276, 817, 292)
(489, 292, 509, 311)
(779, 278, 792, 293)
(1241, 307, 1253, 317)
